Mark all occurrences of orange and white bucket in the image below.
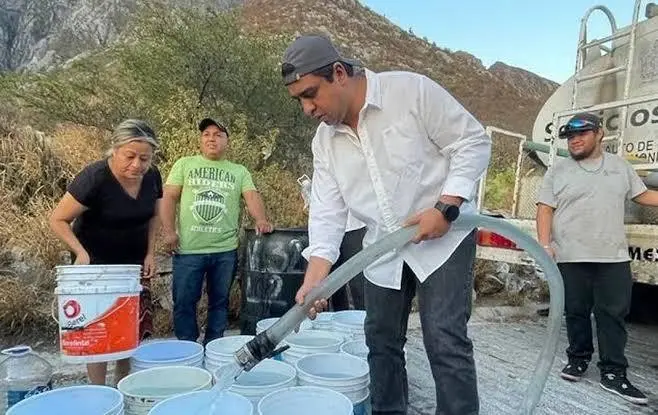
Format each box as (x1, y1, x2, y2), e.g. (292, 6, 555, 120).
(53, 265, 142, 364)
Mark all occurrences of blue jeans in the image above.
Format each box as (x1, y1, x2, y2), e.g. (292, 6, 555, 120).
(172, 250, 237, 345)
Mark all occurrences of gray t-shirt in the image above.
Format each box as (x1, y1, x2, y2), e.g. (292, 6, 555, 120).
(537, 153, 647, 263)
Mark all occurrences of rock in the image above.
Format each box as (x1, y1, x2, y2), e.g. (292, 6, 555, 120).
(478, 274, 505, 295)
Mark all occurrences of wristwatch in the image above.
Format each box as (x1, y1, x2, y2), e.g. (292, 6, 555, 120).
(434, 201, 460, 222)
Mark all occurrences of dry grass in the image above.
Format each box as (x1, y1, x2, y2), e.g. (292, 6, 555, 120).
(0, 274, 57, 340)
(0, 123, 107, 340)
(0, 124, 105, 270)
(50, 123, 106, 173)
(0, 127, 68, 206)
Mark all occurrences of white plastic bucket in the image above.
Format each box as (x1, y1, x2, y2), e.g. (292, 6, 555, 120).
(55, 265, 141, 289)
(311, 312, 334, 331)
(280, 330, 344, 365)
(54, 281, 142, 364)
(56, 264, 142, 276)
(340, 339, 369, 361)
(295, 353, 370, 414)
(131, 340, 204, 372)
(257, 386, 353, 415)
(204, 335, 254, 373)
(213, 359, 296, 404)
(7, 385, 123, 415)
(117, 366, 212, 415)
(148, 390, 253, 415)
(331, 310, 366, 341)
(256, 317, 312, 334)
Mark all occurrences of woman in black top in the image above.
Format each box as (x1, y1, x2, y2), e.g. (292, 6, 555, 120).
(49, 119, 162, 385)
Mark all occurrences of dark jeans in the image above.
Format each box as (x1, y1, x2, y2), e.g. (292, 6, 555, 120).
(331, 227, 367, 311)
(557, 261, 633, 373)
(364, 231, 479, 415)
(172, 250, 237, 345)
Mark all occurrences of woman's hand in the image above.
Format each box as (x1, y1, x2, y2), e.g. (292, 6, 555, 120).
(74, 250, 91, 265)
(142, 253, 156, 279)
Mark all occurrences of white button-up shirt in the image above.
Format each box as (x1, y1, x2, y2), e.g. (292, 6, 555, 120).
(303, 69, 491, 290)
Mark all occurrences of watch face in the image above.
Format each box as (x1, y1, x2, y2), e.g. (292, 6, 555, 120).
(445, 205, 459, 221)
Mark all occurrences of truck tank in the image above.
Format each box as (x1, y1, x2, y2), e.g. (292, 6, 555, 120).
(532, 3, 658, 167)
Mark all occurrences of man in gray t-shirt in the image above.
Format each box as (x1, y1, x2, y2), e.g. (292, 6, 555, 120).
(537, 112, 658, 406)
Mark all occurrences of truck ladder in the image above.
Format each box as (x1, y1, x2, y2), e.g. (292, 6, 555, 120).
(549, 1, 646, 166)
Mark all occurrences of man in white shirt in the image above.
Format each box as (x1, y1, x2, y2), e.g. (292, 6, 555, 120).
(281, 35, 491, 415)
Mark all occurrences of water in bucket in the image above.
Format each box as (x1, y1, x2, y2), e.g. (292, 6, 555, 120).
(331, 310, 366, 340)
(148, 389, 252, 415)
(340, 339, 369, 361)
(310, 312, 334, 331)
(258, 386, 353, 415)
(213, 359, 296, 405)
(117, 366, 212, 415)
(280, 330, 344, 365)
(6, 385, 123, 415)
(131, 340, 204, 372)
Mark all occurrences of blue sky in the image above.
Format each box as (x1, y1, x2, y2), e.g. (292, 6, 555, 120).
(360, 0, 635, 83)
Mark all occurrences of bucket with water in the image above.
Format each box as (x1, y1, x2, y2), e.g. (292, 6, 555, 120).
(6, 385, 124, 415)
(280, 330, 344, 365)
(340, 339, 369, 361)
(311, 312, 334, 331)
(257, 386, 353, 415)
(256, 317, 312, 334)
(213, 359, 296, 404)
(295, 353, 370, 415)
(53, 265, 142, 364)
(204, 335, 254, 373)
(117, 365, 212, 415)
(130, 340, 204, 373)
(331, 310, 366, 341)
(148, 390, 253, 415)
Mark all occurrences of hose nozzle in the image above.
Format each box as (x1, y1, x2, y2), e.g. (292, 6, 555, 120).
(233, 331, 289, 371)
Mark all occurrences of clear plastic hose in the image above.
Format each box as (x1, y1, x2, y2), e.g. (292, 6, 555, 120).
(255, 213, 564, 414)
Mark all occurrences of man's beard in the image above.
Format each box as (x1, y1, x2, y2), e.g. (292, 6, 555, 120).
(569, 147, 594, 161)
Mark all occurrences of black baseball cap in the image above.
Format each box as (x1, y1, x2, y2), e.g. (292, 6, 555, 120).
(198, 118, 229, 137)
(281, 35, 361, 86)
(558, 112, 603, 139)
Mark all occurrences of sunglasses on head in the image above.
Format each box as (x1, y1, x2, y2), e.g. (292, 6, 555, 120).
(558, 119, 600, 139)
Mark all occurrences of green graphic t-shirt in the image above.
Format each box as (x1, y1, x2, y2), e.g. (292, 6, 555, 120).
(166, 155, 256, 254)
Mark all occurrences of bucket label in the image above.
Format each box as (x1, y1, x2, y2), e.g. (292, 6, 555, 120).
(58, 294, 139, 356)
(6, 382, 52, 408)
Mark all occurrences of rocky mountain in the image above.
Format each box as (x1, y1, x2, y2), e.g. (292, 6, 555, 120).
(489, 61, 559, 101)
(0, 0, 241, 71)
(240, 0, 559, 135)
(1, 0, 559, 135)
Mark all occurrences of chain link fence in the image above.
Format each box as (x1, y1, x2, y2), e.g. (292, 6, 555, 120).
(479, 128, 547, 219)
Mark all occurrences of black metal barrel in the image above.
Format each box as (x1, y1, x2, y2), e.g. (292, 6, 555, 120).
(239, 227, 309, 334)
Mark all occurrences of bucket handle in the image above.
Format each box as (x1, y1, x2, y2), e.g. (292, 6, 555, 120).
(50, 297, 59, 324)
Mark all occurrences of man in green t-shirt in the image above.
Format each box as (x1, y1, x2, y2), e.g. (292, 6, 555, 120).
(161, 118, 273, 344)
